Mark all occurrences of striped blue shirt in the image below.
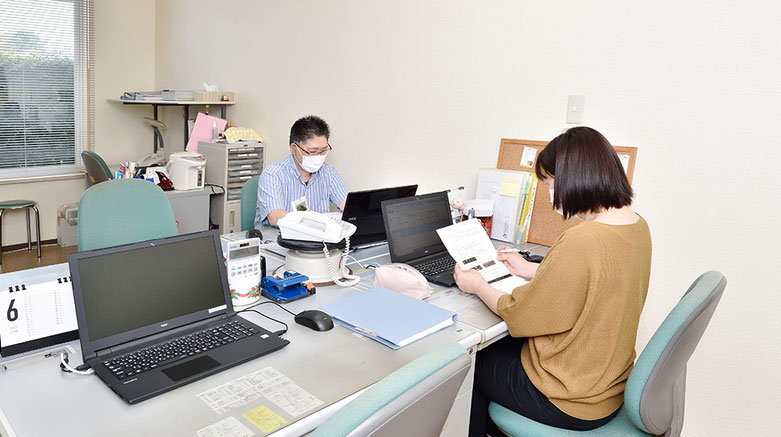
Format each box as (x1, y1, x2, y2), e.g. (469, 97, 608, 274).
(255, 154, 348, 227)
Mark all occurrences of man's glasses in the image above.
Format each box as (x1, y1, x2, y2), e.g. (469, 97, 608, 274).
(294, 142, 332, 156)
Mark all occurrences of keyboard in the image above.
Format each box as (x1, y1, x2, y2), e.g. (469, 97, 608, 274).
(103, 320, 260, 380)
(415, 255, 457, 276)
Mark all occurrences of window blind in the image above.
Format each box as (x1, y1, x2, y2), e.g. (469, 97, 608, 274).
(0, 0, 94, 179)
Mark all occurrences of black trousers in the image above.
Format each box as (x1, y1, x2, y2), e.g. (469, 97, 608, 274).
(469, 336, 620, 437)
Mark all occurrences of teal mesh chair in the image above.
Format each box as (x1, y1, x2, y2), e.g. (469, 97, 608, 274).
(489, 271, 727, 437)
(312, 343, 472, 437)
(240, 175, 259, 231)
(78, 179, 178, 251)
(81, 150, 113, 186)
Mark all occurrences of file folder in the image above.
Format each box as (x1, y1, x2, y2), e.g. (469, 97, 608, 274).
(320, 287, 457, 349)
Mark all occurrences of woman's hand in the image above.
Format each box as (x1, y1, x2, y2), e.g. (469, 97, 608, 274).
(453, 265, 488, 295)
(496, 245, 538, 279)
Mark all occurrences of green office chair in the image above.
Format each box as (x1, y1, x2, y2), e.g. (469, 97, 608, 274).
(489, 270, 727, 437)
(240, 175, 259, 231)
(78, 179, 178, 251)
(312, 342, 472, 437)
(81, 150, 113, 186)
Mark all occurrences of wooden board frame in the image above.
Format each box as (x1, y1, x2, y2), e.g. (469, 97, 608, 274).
(496, 138, 638, 246)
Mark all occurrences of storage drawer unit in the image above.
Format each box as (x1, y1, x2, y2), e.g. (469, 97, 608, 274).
(199, 141, 264, 234)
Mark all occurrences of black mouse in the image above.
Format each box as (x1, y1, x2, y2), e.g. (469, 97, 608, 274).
(247, 228, 263, 239)
(523, 254, 545, 263)
(295, 310, 334, 331)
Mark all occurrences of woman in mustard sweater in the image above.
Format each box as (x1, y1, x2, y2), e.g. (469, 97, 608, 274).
(455, 127, 652, 436)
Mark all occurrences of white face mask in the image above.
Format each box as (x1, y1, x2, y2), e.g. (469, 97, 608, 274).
(549, 188, 564, 216)
(295, 153, 326, 173)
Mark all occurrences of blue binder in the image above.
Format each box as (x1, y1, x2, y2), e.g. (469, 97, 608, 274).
(320, 286, 457, 349)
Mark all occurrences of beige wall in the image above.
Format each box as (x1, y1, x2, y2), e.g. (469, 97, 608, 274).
(154, 1, 780, 435)
(0, 0, 156, 247)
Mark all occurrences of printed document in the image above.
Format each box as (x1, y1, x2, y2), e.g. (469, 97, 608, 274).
(436, 219, 528, 293)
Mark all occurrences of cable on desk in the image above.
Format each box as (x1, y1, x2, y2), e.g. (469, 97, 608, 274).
(59, 351, 94, 376)
(237, 304, 291, 336)
(205, 183, 225, 195)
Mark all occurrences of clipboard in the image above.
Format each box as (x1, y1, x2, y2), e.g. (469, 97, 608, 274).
(0, 263, 79, 357)
(496, 138, 638, 246)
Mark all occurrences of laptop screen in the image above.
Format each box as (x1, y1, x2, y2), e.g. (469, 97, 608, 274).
(342, 184, 417, 245)
(70, 231, 230, 354)
(381, 191, 453, 263)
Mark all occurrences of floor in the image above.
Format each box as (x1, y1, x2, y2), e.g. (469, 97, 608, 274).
(0, 243, 77, 274)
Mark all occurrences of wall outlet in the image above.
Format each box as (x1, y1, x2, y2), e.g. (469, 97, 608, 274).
(566, 95, 585, 124)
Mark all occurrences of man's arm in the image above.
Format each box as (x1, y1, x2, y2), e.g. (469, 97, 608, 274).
(266, 209, 287, 227)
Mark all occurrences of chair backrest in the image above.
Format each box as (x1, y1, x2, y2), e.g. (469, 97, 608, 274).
(78, 179, 178, 251)
(312, 342, 471, 437)
(624, 270, 726, 436)
(240, 175, 259, 231)
(81, 150, 112, 185)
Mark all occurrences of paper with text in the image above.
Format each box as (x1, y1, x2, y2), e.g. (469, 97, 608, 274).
(197, 417, 255, 437)
(436, 219, 527, 294)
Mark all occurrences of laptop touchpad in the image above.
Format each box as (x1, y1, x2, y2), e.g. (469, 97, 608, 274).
(162, 356, 220, 382)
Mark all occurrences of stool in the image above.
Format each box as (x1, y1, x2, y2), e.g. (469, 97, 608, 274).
(0, 200, 41, 264)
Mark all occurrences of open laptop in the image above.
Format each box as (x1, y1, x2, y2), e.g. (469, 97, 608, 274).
(381, 191, 457, 287)
(341, 184, 418, 247)
(68, 230, 289, 404)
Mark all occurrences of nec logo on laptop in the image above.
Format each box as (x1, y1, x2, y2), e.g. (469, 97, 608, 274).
(346, 216, 358, 222)
(160, 323, 168, 328)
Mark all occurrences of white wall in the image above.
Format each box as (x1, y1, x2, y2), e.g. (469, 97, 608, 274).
(0, 0, 156, 247)
(154, 2, 780, 435)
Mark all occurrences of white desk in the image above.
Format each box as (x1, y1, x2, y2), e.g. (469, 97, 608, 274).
(0, 233, 548, 436)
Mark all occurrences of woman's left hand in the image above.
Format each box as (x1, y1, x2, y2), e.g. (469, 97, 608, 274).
(454, 265, 487, 294)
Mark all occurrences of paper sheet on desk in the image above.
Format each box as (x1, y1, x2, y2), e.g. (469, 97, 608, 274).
(436, 219, 527, 294)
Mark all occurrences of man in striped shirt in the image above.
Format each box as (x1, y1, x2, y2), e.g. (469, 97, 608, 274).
(255, 115, 348, 227)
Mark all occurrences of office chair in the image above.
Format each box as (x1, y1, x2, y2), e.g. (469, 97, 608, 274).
(78, 179, 178, 251)
(81, 150, 113, 186)
(311, 342, 472, 437)
(489, 270, 727, 437)
(240, 175, 259, 231)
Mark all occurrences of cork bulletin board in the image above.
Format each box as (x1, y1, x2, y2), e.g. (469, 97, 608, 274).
(496, 138, 638, 246)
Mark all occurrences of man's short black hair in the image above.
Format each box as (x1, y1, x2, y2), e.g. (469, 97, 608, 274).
(535, 126, 633, 219)
(289, 115, 330, 145)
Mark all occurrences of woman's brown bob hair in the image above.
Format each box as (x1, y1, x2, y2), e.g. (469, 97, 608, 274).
(534, 127, 632, 219)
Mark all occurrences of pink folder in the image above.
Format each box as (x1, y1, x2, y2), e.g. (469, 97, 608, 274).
(186, 112, 227, 152)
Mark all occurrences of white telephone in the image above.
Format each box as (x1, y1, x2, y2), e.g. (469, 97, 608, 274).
(278, 211, 360, 287)
(278, 211, 356, 243)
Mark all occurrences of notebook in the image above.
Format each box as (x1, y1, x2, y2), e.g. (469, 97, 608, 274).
(381, 191, 457, 286)
(68, 230, 289, 404)
(319, 286, 456, 349)
(341, 184, 418, 247)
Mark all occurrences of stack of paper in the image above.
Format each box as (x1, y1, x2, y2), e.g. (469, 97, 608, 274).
(319, 287, 457, 350)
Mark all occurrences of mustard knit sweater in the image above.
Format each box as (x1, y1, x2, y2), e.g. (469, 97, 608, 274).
(497, 216, 652, 420)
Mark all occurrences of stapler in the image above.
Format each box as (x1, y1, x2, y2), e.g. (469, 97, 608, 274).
(261, 271, 316, 303)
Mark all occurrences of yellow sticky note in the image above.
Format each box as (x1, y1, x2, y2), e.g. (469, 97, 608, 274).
(499, 178, 520, 197)
(242, 405, 288, 434)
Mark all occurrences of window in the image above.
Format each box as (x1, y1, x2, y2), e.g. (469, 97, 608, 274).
(0, 0, 94, 180)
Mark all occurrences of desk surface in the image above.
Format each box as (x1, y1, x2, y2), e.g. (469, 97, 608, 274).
(0, 232, 547, 437)
(108, 99, 236, 106)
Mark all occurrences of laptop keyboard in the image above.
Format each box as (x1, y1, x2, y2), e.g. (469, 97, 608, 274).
(103, 320, 260, 380)
(416, 255, 457, 276)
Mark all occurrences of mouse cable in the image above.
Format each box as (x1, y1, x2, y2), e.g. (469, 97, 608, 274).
(59, 351, 94, 376)
(243, 300, 297, 316)
(237, 308, 289, 335)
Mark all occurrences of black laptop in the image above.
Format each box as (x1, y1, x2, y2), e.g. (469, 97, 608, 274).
(68, 230, 289, 404)
(341, 184, 418, 247)
(381, 191, 457, 287)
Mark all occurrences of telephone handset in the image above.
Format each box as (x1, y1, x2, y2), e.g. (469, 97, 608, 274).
(277, 211, 360, 287)
(278, 211, 356, 243)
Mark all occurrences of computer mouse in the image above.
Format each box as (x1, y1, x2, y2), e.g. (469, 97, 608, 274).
(247, 228, 263, 239)
(294, 310, 334, 331)
(523, 254, 545, 263)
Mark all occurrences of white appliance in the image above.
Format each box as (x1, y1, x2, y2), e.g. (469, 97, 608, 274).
(168, 151, 205, 190)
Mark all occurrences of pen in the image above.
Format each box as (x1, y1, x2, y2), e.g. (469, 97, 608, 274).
(497, 249, 521, 253)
